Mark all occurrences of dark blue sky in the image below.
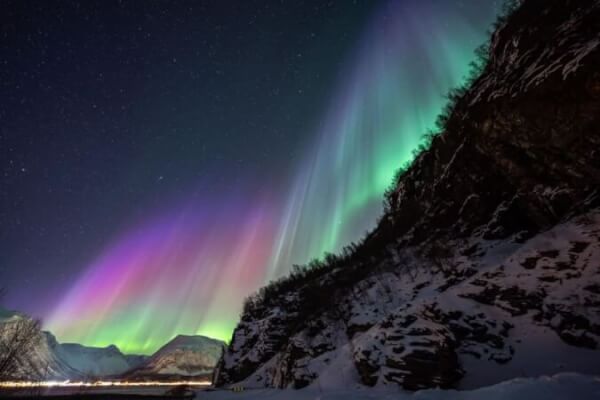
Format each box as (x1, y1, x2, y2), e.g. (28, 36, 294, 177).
(1, 1, 502, 319)
(1, 0, 379, 310)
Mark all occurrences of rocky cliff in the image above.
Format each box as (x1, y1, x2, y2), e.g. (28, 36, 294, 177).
(214, 0, 600, 390)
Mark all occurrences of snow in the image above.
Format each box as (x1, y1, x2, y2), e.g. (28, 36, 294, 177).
(219, 208, 600, 390)
(460, 316, 600, 388)
(199, 373, 600, 399)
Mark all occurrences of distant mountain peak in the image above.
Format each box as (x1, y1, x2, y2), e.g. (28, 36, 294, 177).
(126, 334, 225, 379)
(162, 334, 225, 348)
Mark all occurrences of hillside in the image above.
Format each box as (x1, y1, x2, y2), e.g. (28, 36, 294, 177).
(214, 0, 600, 390)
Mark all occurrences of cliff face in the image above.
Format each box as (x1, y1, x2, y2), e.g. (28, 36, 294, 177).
(214, 0, 600, 391)
(385, 0, 600, 248)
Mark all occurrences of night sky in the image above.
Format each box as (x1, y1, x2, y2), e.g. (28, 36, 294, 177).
(1, 1, 500, 353)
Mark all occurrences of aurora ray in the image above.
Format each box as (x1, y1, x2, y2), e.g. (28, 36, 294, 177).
(267, 0, 499, 276)
(46, 188, 276, 354)
(43, 1, 499, 354)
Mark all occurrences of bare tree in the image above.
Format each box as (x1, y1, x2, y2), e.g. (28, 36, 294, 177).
(0, 288, 43, 380)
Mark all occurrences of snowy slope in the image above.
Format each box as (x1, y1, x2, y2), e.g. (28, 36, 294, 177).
(216, 212, 600, 390)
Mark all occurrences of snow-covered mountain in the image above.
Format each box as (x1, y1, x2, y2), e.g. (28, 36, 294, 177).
(128, 335, 225, 379)
(214, 0, 600, 391)
(0, 308, 149, 379)
(0, 310, 81, 380)
(54, 342, 147, 378)
(1, 308, 221, 380)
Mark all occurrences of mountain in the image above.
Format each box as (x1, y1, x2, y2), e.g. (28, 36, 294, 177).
(214, 0, 600, 391)
(1, 308, 220, 381)
(0, 308, 149, 379)
(0, 309, 81, 380)
(54, 342, 147, 378)
(127, 335, 225, 379)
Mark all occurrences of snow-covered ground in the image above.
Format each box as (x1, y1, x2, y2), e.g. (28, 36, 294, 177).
(200, 373, 600, 400)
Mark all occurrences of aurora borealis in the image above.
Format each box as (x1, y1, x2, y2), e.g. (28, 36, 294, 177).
(267, 1, 498, 276)
(46, 185, 278, 353)
(3, 1, 499, 354)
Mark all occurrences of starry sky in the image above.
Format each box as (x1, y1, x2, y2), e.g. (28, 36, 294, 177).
(1, 1, 500, 354)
